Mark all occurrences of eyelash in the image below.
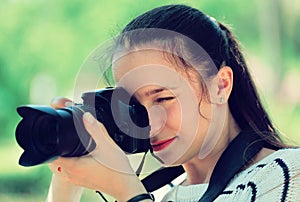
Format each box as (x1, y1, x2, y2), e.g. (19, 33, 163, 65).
(155, 97, 175, 103)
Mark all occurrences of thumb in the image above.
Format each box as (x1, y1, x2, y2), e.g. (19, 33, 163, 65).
(82, 112, 120, 150)
(50, 96, 73, 109)
(82, 112, 132, 173)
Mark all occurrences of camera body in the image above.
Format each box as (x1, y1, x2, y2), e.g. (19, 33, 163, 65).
(15, 87, 151, 167)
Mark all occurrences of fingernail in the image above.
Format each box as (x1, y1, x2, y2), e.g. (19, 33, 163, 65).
(65, 101, 74, 107)
(83, 112, 95, 124)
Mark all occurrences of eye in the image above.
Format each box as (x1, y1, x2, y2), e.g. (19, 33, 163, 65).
(155, 96, 175, 103)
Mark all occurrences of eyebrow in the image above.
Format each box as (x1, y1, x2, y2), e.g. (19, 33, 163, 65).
(145, 86, 178, 96)
(146, 88, 165, 96)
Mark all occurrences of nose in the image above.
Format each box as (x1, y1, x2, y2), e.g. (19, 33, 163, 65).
(147, 105, 167, 137)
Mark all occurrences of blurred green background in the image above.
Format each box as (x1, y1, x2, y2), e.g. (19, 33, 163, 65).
(1, 0, 300, 201)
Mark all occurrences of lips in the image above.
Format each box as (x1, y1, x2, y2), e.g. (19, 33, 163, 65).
(151, 137, 176, 152)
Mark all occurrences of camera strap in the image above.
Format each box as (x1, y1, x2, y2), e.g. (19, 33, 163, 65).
(141, 130, 265, 202)
(142, 164, 185, 192)
(135, 151, 149, 177)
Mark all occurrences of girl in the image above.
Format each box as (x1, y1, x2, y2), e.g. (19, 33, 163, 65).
(47, 4, 300, 202)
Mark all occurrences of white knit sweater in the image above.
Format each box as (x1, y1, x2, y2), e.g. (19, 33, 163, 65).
(160, 148, 300, 202)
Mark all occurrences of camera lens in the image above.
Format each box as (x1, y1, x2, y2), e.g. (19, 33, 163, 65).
(32, 115, 58, 156)
(15, 87, 150, 167)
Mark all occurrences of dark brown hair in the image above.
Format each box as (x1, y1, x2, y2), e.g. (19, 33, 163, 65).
(117, 4, 287, 149)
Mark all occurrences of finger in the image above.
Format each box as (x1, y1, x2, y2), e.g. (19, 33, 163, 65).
(82, 112, 121, 150)
(82, 112, 133, 173)
(49, 163, 63, 174)
(51, 156, 76, 167)
(48, 161, 69, 177)
(48, 162, 59, 173)
(50, 96, 73, 109)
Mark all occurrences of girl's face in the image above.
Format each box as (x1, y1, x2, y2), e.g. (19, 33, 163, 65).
(112, 49, 224, 166)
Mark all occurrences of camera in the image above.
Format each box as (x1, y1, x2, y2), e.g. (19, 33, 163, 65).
(15, 87, 151, 167)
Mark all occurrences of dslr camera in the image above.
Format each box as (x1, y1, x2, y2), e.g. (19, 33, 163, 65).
(15, 87, 151, 167)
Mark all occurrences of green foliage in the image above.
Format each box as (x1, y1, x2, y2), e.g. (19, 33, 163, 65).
(1, 0, 300, 201)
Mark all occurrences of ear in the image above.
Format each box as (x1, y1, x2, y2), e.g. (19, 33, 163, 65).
(216, 66, 233, 104)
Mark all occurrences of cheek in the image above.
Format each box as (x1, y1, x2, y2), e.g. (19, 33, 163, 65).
(177, 99, 213, 150)
(198, 102, 212, 121)
(194, 101, 213, 140)
(164, 101, 182, 132)
(164, 98, 203, 135)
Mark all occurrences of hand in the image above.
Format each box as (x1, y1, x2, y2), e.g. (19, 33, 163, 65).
(47, 96, 83, 202)
(48, 96, 73, 181)
(50, 96, 73, 109)
(48, 97, 147, 201)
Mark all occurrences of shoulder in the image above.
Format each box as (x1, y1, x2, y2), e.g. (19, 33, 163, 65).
(270, 147, 300, 159)
(247, 148, 300, 184)
(252, 147, 300, 172)
(159, 149, 300, 201)
(220, 148, 300, 201)
(261, 147, 300, 161)
(243, 147, 300, 180)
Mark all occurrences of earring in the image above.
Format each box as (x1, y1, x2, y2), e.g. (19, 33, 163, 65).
(219, 96, 225, 104)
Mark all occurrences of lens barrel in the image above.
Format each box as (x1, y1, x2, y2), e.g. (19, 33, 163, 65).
(15, 87, 151, 167)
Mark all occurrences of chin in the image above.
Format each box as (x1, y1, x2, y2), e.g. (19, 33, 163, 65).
(153, 150, 188, 166)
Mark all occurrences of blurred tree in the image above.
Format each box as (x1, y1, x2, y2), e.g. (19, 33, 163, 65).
(257, 0, 283, 93)
(0, 1, 300, 201)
